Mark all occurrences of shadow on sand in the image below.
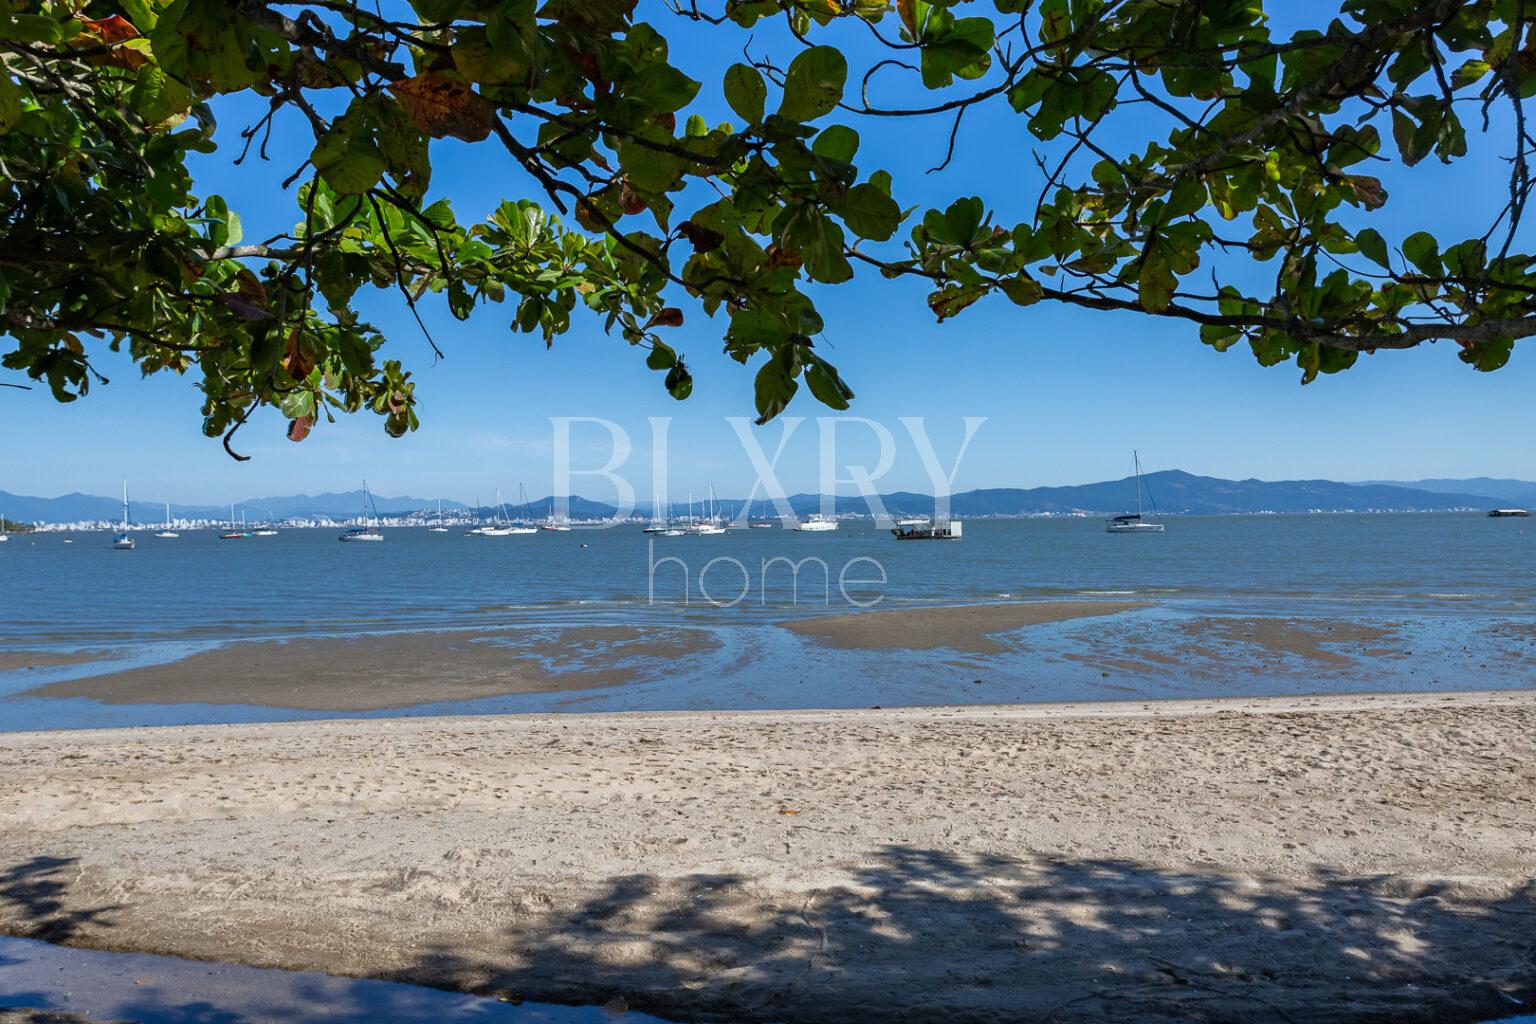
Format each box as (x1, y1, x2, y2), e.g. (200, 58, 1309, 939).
(1, 850, 1533, 1023)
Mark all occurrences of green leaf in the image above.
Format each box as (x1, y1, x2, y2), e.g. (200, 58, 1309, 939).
(0, 75, 21, 135)
(0, 11, 64, 43)
(753, 353, 798, 423)
(312, 112, 387, 196)
(1137, 248, 1176, 312)
(999, 273, 1043, 306)
(1401, 231, 1440, 275)
(646, 343, 677, 370)
(839, 182, 901, 241)
(804, 355, 853, 410)
(724, 63, 766, 123)
(665, 361, 693, 400)
(778, 46, 846, 122)
(1355, 228, 1389, 270)
(812, 124, 859, 164)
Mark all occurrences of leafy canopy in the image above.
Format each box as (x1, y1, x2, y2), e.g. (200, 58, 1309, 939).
(2, 0, 1535, 455)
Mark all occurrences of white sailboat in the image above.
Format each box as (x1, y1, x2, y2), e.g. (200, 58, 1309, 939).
(477, 489, 520, 536)
(429, 499, 450, 532)
(1105, 451, 1165, 533)
(112, 479, 135, 549)
(643, 493, 670, 533)
(339, 481, 384, 542)
(506, 485, 539, 534)
(0, 512, 9, 542)
(686, 483, 726, 535)
(155, 502, 179, 539)
(252, 509, 278, 537)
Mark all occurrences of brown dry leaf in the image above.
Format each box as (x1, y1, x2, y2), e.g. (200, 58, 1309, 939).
(388, 74, 495, 142)
(619, 180, 646, 215)
(81, 15, 139, 44)
(282, 330, 315, 379)
(678, 220, 724, 253)
(75, 15, 148, 69)
(233, 269, 268, 309)
(644, 307, 684, 329)
(778, 808, 801, 816)
(287, 416, 314, 443)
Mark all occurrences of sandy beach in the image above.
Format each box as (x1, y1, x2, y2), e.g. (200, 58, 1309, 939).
(2, 689, 1533, 1022)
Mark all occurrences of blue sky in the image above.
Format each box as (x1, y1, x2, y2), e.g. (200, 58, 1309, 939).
(3, 2, 1535, 504)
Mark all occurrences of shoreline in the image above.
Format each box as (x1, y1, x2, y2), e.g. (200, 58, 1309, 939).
(3, 689, 1532, 1022)
(3, 685, 1530, 740)
(6, 599, 1507, 729)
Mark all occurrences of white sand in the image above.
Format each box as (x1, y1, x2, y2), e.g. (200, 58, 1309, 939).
(2, 690, 1533, 1022)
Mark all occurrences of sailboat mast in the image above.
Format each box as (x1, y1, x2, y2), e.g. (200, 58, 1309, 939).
(1134, 451, 1143, 518)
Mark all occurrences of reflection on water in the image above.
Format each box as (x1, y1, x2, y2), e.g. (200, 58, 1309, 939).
(0, 515, 1532, 732)
(0, 935, 673, 1024)
(2, 514, 1534, 646)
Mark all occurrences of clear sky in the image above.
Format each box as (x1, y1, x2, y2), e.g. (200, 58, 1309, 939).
(4, 3, 1535, 505)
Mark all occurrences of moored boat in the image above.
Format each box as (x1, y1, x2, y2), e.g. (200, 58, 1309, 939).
(339, 481, 384, 542)
(1105, 452, 1165, 534)
(892, 517, 963, 541)
(112, 479, 135, 549)
(794, 514, 839, 532)
(154, 502, 179, 539)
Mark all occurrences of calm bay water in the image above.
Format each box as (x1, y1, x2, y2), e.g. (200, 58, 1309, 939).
(1, 513, 1533, 729)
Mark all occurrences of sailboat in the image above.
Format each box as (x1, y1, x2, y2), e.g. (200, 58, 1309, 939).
(339, 481, 385, 542)
(0, 512, 9, 542)
(506, 485, 538, 534)
(477, 489, 519, 536)
(112, 479, 135, 549)
(1105, 451, 1165, 533)
(428, 499, 450, 532)
(252, 510, 278, 537)
(540, 499, 572, 531)
(643, 493, 669, 534)
(219, 503, 247, 540)
(155, 502, 179, 539)
(686, 483, 726, 535)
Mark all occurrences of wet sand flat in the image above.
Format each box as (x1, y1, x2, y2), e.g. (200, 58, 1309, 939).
(22, 627, 712, 711)
(0, 650, 111, 673)
(1, 689, 1532, 1023)
(782, 600, 1150, 652)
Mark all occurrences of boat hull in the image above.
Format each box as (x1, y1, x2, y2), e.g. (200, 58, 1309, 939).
(1105, 521, 1165, 533)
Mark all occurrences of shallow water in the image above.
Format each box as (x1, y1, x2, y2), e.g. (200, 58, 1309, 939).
(1, 514, 1533, 731)
(0, 935, 673, 1023)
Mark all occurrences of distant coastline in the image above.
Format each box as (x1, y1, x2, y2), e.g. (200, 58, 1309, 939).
(2, 470, 1529, 526)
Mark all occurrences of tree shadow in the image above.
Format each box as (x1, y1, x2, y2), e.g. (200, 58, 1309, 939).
(384, 847, 1536, 1024)
(1, 850, 1532, 1023)
(0, 858, 115, 943)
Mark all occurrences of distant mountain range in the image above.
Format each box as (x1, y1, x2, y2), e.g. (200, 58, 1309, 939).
(2, 472, 1526, 524)
(0, 490, 469, 524)
(1360, 477, 1536, 506)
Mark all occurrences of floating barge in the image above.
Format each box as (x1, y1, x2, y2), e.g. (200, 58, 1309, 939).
(1488, 508, 1531, 517)
(891, 517, 963, 541)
